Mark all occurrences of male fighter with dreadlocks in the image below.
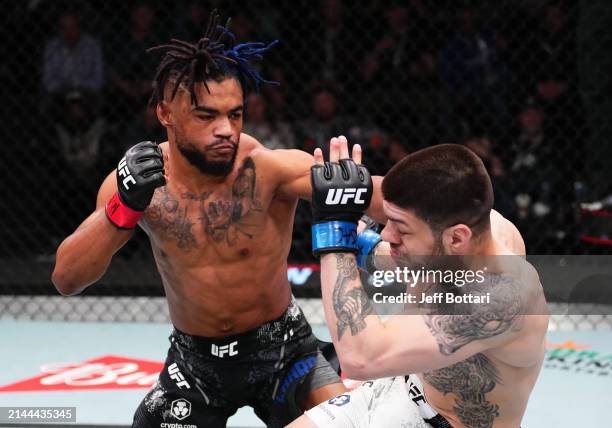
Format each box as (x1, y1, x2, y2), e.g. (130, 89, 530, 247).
(52, 11, 384, 427)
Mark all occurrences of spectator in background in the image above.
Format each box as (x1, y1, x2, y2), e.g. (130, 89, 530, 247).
(503, 100, 575, 251)
(107, 1, 163, 119)
(385, 124, 436, 167)
(294, 83, 354, 155)
(360, 2, 413, 128)
(440, 3, 511, 138)
(176, 0, 210, 42)
(54, 91, 108, 176)
(243, 93, 295, 149)
(294, 82, 388, 173)
(578, 0, 612, 201)
(388, 134, 411, 164)
(42, 9, 104, 114)
(120, 105, 166, 152)
(517, 2, 576, 106)
(261, 65, 291, 120)
(359, 1, 442, 135)
(462, 130, 514, 219)
(510, 2, 581, 166)
(526, 1, 582, 165)
(41, 90, 111, 249)
(283, 0, 358, 109)
(464, 133, 505, 179)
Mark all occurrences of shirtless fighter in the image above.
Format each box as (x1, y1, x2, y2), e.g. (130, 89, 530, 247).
(51, 13, 383, 427)
(290, 141, 548, 428)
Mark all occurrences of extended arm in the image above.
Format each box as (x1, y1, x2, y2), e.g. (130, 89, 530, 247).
(272, 137, 385, 223)
(320, 252, 524, 379)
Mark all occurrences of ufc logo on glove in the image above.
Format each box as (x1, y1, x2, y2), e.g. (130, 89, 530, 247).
(325, 188, 368, 205)
(117, 156, 136, 190)
(311, 158, 373, 256)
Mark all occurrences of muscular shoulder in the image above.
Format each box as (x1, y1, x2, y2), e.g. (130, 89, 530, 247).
(423, 272, 529, 356)
(239, 133, 264, 152)
(490, 209, 526, 256)
(246, 135, 314, 200)
(247, 136, 310, 165)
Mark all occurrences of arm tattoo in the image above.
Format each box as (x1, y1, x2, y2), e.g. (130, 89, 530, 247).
(423, 273, 523, 355)
(333, 254, 374, 339)
(424, 353, 500, 428)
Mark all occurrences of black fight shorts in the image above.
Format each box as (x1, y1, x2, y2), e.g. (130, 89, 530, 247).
(132, 297, 341, 427)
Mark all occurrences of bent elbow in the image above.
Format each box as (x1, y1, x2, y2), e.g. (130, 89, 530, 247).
(51, 268, 81, 296)
(339, 354, 372, 381)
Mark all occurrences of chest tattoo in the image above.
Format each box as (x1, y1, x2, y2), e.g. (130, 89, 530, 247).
(146, 157, 263, 250)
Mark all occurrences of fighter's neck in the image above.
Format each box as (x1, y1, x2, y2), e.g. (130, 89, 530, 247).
(468, 228, 498, 256)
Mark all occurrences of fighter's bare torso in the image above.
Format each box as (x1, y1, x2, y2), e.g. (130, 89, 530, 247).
(419, 221, 548, 427)
(139, 135, 303, 336)
(366, 212, 546, 427)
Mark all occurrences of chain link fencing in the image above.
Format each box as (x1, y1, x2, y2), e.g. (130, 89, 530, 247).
(1, 0, 611, 329)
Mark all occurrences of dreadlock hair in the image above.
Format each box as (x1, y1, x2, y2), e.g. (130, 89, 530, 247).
(147, 9, 277, 107)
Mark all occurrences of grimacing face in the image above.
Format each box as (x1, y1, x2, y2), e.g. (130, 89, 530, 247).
(161, 77, 244, 176)
(380, 200, 445, 257)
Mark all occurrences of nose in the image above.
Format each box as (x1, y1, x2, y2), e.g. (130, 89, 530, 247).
(380, 223, 397, 244)
(214, 117, 233, 139)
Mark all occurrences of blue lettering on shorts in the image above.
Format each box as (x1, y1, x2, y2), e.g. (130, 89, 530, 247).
(274, 355, 317, 404)
(328, 394, 351, 406)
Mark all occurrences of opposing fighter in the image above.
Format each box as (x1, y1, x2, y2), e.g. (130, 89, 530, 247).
(291, 140, 548, 428)
(51, 13, 384, 427)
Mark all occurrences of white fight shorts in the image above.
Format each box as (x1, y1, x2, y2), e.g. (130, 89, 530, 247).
(305, 375, 452, 428)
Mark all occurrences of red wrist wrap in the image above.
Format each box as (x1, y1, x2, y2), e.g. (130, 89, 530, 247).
(105, 192, 143, 229)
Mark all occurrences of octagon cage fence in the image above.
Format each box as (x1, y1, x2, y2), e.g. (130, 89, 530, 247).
(1, 0, 611, 330)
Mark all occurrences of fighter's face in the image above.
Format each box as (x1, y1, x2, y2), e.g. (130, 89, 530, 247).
(162, 77, 244, 176)
(380, 201, 445, 257)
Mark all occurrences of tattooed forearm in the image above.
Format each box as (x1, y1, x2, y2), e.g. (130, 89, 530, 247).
(424, 353, 500, 428)
(423, 273, 523, 355)
(333, 254, 374, 339)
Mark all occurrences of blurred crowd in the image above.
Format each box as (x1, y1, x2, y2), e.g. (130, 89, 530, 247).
(1, 0, 610, 258)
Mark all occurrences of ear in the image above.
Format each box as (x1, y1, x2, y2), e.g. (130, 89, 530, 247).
(156, 101, 173, 127)
(441, 224, 472, 254)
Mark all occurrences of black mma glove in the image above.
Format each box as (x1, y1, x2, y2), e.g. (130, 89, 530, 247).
(311, 159, 373, 256)
(105, 141, 165, 229)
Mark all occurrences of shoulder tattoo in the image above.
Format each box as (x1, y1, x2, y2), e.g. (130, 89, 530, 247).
(423, 273, 523, 355)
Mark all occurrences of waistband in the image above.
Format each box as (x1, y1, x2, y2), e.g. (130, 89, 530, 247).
(171, 296, 306, 359)
(405, 375, 454, 428)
